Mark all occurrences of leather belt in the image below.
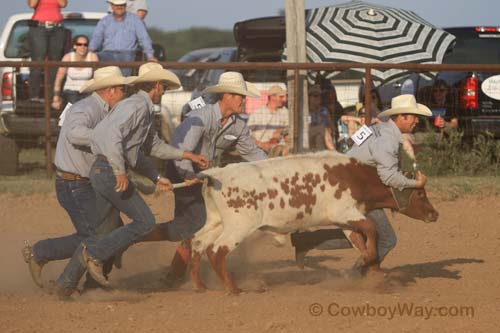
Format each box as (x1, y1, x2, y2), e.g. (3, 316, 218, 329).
(56, 170, 88, 181)
(37, 21, 62, 29)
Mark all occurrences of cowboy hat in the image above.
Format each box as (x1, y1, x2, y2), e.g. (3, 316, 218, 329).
(107, 0, 127, 5)
(80, 66, 135, 93)
(203, 72, 260, 98)
(378, 94, 432, 119)
(132, 62, 181, 90)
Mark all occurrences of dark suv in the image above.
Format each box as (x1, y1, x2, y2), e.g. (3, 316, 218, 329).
(387, 27, 500, 139)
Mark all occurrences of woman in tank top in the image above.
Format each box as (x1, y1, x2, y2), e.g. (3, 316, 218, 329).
(52, 34, 98, 109)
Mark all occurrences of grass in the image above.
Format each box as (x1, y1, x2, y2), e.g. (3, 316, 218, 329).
(426, 176, 500, 200)
(2, 146, 500, 198)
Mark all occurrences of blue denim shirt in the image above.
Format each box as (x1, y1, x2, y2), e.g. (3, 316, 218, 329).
(89, 12, 154, 58)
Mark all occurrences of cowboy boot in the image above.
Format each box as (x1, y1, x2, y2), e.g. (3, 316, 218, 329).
(21, 241, 45, 288)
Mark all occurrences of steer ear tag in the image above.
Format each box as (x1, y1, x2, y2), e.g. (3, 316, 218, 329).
(351, 125, 373, 146)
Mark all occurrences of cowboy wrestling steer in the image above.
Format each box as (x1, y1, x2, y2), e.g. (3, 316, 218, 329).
(190, 151, 438, 294)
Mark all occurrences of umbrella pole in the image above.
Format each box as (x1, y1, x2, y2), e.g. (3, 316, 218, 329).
(364, 67, 373, 125)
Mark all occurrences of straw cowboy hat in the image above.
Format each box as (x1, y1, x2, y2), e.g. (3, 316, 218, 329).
(107, 0, 127, 5)
(203, 72, 260, 98)
(132, 62, 181, 90)
(378, 94, 432, 119)
(80, 66, 135, 93)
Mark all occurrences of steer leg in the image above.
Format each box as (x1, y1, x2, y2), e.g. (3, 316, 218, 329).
(212, 245, 242, 295)
(190, 250, 207, 292)
(348, 218, 377, 266)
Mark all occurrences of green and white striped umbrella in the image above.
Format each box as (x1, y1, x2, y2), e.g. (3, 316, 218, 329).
(304, 0, 456, 84)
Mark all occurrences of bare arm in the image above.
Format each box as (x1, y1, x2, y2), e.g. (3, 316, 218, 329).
(57, 0, 67, 8)
(28, 0, 39, 8)
(324, 128, 335, 151)
(51, 53, 70, 110)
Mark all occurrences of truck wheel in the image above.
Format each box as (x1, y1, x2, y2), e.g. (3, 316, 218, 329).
(0, 135, 19, 175)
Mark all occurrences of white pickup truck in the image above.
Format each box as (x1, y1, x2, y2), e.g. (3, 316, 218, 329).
(0, 12, 106, 174)
(0, 11, 168, 174)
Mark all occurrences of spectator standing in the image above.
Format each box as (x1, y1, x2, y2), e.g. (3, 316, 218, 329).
(27, 0, 67, 101)
(247, 85, 289, 156)
(308, 85, 335, 151)
(320, 79, 345, 141)
(90, 0, 157, 76)
(52, 35, 98, 109)
(429, 79, 458, 130)
(109, 0, 148, 20)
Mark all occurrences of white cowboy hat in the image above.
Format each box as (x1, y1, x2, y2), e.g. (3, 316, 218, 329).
(107, 0, 127, 5)
(203, 72, 260, 98)
(80, 66, 135, 93)
(378, 94, 432, 119)
(132, 62, 181, 90)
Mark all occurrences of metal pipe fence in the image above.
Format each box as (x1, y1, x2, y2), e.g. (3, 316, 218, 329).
(3, 60, 500, 177)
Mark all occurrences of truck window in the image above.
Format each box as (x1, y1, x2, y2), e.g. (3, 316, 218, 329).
(443, 28, 500, 64)
(4, 18, 100, 59)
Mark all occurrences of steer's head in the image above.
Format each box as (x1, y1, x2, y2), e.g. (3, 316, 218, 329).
(393, 187, 439, 223)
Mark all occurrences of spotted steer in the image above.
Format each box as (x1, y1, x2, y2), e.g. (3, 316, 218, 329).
(191, 151, 438, 294)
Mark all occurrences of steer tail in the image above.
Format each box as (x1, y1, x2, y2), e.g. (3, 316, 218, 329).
(196, 171, 222, 190)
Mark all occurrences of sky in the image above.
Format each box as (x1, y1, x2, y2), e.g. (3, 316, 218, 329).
(0, 0, 498, 32)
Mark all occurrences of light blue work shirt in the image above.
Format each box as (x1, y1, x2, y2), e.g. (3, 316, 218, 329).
(90, 90, 184, 180)
(171, 102, 267, 179)
(89, 12, 154, 58)
(347, 119, 417, 190)
(54, 93, 110, 178)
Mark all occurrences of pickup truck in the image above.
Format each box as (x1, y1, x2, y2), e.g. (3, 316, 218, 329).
(0, 12, 106, 174)
(377, 26, 500, 140)
(0, 12, 165, 175)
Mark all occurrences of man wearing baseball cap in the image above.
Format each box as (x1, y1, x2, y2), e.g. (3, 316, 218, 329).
(247, 85, 290, 156)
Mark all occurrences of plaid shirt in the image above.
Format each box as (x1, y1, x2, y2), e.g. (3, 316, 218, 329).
(247, 105, 289, 143)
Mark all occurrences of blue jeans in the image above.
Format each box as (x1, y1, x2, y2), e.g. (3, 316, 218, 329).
(33, 178, 100, 263)
(28, 25, 66, 98)
(368, 209, 397, 261)
(84, 158, 156, 261)
(162, 183, 206, 241)
(97, 50, 137, 76)
(292, 209, 397, 262)
(160, 161, 206, 241)
(49, 178, 123, 290)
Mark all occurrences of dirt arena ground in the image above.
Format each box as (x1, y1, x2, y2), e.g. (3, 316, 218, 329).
(0, 189, 499, 332)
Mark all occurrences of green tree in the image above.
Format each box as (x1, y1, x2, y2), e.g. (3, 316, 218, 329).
(148, 27, 235, 61)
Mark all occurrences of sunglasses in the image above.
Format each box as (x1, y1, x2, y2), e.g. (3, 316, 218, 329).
(75, 43, 88, 47)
